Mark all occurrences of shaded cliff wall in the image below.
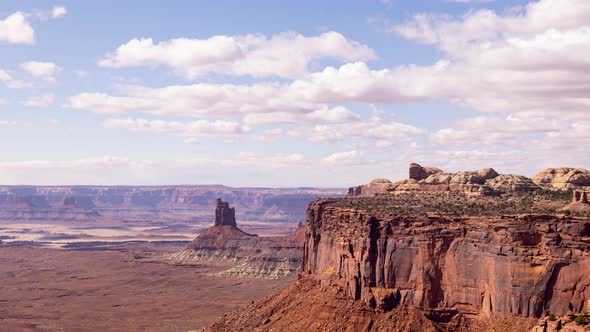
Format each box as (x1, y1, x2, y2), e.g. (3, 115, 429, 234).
(303, 199, 590, 318)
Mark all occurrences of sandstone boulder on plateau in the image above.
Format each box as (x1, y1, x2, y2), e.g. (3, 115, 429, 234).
(409, 163, 443, 181)
(348, 178, 393, 196)
(533, 167, 590, 190)
(485, 174, 539, 192)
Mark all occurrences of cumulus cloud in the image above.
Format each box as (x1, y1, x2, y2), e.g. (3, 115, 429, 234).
(99, 31, 376, 79)
(23, 93, 55, 107)
(62, 0, 590, 179)
(21, 61, 61, 82)
(66, 82, 312, 117)
(0, 12, 34, 44)
(65, 61, 446, 119)
(0, 7, 66, 45)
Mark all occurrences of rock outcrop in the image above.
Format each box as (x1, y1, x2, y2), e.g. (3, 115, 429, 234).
(409, 163, 443, 181)
(172, 199, 304, 278)
(207, 192, 590, 332)
(533, 168, 590, 190)
(348, 178, 393, 197)
(350, 163, 543, 197)
(214, 198, 237, 227)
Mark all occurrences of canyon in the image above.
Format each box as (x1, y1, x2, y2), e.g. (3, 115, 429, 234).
(207, 165, 590, 332)
(0, 185, 342, 225)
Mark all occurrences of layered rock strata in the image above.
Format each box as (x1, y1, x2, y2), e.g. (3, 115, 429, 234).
(349, 164, 590, 198)
(173, 200, 304, 278)
(207, 194, 590, 331)
(303, 199, 590, 318)
(533, 168, 590, 190)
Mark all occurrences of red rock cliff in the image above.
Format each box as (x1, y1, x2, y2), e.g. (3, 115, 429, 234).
(303, 199, 590, 319)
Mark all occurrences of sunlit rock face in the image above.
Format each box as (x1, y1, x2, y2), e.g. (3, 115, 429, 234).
(303, 199, 590, 318)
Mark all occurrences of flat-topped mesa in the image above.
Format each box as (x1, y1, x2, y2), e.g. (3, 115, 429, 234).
(214, 198, 236, 227)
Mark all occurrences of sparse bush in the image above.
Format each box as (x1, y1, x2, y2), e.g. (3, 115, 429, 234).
(548, 314, 556, 321)
(575, 315, 590, 326)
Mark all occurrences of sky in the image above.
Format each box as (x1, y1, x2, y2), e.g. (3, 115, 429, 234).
(0, 0, 588, 187)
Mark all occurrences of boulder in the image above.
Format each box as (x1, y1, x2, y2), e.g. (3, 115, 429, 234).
(348, 178, 393, 196)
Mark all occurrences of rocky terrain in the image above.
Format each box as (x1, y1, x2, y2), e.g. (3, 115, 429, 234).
(349, 164, 590, 197)
(172, 199, 304, 278)
(0, 185, 343, 224)
(206, 164, 590, 332)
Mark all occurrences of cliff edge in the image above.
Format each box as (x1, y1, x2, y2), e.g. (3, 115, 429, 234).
(206, 166, 590, 332)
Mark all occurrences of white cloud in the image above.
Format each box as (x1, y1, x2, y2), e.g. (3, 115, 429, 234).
(0, 155, 320, 186)
(286, 111, 425, 146)
(102, 118, 250, 138)
(52, 6, 67, 19)
(243, 106, 360, 125)
(23, 93, 55, 107)
(21, 61, 61, 82)
(324, 150, 361, 163)
(99, 31, 376, 79)
(0, 69, 30, 89)
(0, 12, 34, 44)
(66, 82, 314, 117)
(0, 120, 17, 126)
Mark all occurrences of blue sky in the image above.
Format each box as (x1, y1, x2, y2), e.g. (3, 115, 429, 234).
(0, 0, 588, 186)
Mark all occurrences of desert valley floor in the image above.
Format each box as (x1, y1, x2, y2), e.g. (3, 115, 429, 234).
(0, 243, 293, 332)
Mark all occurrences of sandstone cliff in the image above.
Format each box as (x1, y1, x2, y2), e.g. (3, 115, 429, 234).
(207, 192, 590, 332)
(349, 163, 544, 197)
(173, 199, 304, 278)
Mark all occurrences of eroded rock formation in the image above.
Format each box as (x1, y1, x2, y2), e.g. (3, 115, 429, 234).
(349, 164, 560, 197)
(207, 192, 590, 332)
(214, 198, 237, 227)
(303, 200, 590, 318)
(173, 199, 304, 278)
(533, 168, 590, 190)
(409, 163, 443, 181)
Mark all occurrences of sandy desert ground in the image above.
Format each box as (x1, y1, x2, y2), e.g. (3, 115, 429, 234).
(0, 243, 293, 332)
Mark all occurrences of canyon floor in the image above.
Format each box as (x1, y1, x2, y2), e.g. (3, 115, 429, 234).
(0, 243, 293, 332)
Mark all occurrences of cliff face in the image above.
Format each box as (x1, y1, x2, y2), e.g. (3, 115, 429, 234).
(206, 194, 590, 332)
(303, 199, 590, 318)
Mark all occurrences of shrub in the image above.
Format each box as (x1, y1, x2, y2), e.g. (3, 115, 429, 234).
(574, 315, 590, 326)
(548, 314, 557, 321)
